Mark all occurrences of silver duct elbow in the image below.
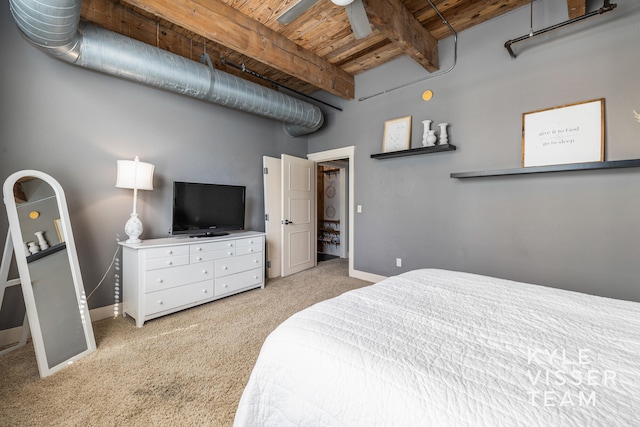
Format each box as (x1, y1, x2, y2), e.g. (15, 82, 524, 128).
(10, 0, 82, 62)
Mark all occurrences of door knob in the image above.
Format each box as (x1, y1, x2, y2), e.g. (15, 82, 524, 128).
(282, 219, 294, 225)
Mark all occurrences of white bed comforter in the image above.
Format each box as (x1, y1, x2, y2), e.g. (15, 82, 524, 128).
(234, 269, 640, 426)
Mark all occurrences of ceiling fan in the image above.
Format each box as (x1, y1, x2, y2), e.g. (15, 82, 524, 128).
(278, 0, 373, 39)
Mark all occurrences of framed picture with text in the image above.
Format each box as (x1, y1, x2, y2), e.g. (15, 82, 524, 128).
(522, 99, 604, 167)
(382, 116, 412, 153)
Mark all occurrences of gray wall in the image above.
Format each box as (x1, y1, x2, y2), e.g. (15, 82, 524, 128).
(2, 0, 640, 334)
(309, 0, 640, 301)
(0, 5, 308, 329)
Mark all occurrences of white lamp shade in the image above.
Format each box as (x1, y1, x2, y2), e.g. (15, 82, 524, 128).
(116, 157, 155, 190)
(331, 0, 354, 5)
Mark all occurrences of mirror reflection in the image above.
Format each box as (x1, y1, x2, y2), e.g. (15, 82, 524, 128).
(3, 172, 95, 377)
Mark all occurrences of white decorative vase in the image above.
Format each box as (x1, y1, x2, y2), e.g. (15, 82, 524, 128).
(27, 241, 40, 254)
(438, 123, 449, 145)
(426, 130, 437, 146)
(35, 231, 49, 250)
(124, 212, 143, 244)
(421, 120, 432, 147)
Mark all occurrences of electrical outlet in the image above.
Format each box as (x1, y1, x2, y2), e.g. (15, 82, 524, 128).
(396, 258, 402, 267)
(357, 205, 363, 213)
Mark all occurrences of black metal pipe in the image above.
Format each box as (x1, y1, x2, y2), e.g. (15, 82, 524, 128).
(219, 58, 343, 112)
(505, 0, 617, 59)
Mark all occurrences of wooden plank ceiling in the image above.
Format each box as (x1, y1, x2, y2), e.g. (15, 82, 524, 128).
(80, 0, 586, 100)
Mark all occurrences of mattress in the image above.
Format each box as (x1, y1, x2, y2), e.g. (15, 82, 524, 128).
(234, 269, 640, 426)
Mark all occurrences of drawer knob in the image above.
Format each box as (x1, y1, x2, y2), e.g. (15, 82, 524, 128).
(157, 278, 164, 283)
(158, 300, 164, 305)
(167, 250, 173, 255)
(203, 270, 208, 274)
(197, 247, 202, 251)
(228, 252, 233, 256)
(223, 284, 228, 288)
(249, 248, 254, 252)
(203, 289, 208, 294)
(228, 243, 233, 247)
(167, 261, 173, 265)
(223, 266, 228, 270)
(254, 259, 259, 263)
(197, 256, 202, 261)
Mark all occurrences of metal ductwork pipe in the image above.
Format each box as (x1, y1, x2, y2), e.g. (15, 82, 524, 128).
(9, 0, 324, 137)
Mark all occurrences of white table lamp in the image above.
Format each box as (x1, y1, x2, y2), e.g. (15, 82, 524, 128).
(116, 156, 155, 243)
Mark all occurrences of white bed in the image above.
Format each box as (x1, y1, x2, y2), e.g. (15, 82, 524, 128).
(234, 269, 640, 426)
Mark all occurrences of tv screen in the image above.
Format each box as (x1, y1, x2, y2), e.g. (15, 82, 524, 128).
(172, 182, 246, 237)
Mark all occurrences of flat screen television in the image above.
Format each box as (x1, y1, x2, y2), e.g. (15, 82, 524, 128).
(172, 181, 246, 237)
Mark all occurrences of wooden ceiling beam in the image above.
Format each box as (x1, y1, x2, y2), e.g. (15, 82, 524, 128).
(119, 0, 355, 99)
(363, 0, 439, 72)
(566, 0, 587, 19)
(415, 0, 532, 40)
(340, 43, 405, 75)
(81, 0, 291, 92)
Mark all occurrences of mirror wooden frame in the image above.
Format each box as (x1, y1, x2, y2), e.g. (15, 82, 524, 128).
(2, 170, 96, 377)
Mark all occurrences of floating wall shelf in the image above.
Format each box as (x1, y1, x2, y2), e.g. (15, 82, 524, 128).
(26, 242, 66, 264)
(371, 144, 456, 160)
(450, 159, 640, 179)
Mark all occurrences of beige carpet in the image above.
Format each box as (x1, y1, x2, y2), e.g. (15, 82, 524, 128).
(0, 259, 371, 426)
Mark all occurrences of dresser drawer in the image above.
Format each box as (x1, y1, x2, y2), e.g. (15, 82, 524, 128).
(190, 240, 235, 254)
(190, 248, 235, 264)
(145, 255, 189, 271)
(235, 243, 262, 256)
(145, 279, 213, 316)
(145, 261, 214, 293)
(215, 268, 263, 297)
(236, 236, 264, 247)
(215, 253, 263, 278)
(143, 245, 189, 260)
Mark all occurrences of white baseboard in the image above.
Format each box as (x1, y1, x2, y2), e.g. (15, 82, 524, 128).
(0, 304, 122, 347)
(89, 303, 122, 322)
(351, 269, 386, 283)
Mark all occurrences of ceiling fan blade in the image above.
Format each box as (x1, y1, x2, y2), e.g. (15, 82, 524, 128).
(345, 0, 372, 39)
(277, 0, 321, 24)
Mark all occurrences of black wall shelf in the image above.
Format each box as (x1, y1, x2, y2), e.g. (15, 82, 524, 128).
(26, 242, 66, 264)
(371, 144, 456, 159)
(450, 159, 640, 179)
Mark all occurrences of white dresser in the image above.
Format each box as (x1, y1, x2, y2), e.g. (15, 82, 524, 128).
(120, 231, 265, 327)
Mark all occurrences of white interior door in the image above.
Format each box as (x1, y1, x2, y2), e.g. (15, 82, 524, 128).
(281, 154, 316, 276)
(262, 156, 281, 279)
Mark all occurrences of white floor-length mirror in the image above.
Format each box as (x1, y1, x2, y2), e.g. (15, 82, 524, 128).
(2, 170, 96, 377)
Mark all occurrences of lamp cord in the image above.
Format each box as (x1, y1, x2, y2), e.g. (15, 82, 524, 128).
(87, 245, 121, 301)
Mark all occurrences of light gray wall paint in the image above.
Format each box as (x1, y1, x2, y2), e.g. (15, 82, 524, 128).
(0, 6, 307, 329)
(309, 0, 640, 301)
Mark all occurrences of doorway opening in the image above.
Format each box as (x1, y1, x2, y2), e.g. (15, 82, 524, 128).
(317, 160, 348, 263)
(307, 146, 355, 277)
(262, 147, 355, 279)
